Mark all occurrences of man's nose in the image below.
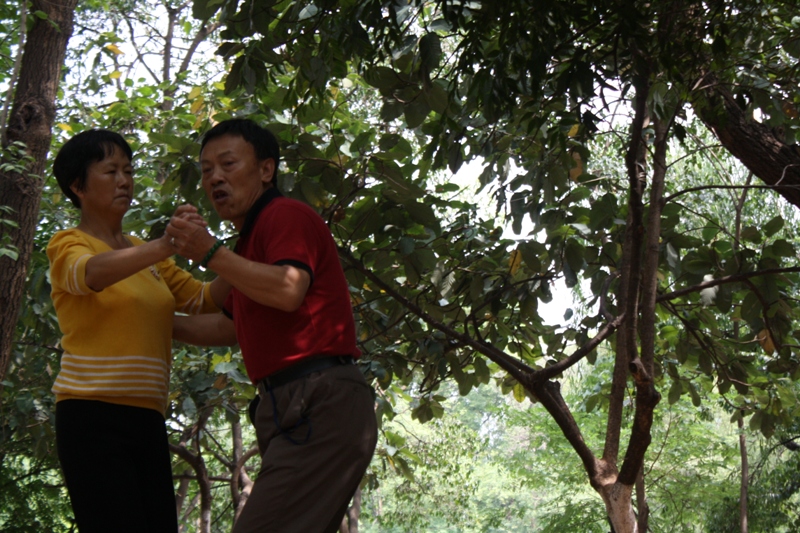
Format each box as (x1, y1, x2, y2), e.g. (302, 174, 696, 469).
(204, 167, 224, 184)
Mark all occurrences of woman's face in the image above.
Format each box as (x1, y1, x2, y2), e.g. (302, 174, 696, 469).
(71, 145, 133, 217)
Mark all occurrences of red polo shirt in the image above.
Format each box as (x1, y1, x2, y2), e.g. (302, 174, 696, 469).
(223, 189, 359, 383)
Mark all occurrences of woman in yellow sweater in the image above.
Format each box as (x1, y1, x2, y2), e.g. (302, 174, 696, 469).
(47, 129, 227, 533)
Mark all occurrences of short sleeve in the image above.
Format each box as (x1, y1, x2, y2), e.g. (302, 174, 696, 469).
(260, 203, 321, 273)
(157, 256, 220, 315)
(47, 231, 95, 296)
(223, 291, 234, 319)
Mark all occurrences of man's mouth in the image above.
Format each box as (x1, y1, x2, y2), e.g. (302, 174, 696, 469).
(212, 189, 229, 203)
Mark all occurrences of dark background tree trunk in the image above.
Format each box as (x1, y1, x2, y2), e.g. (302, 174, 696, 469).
(0, 0, 78, 382)
(699, 82, 800, 209)
(738, 416, 749, 533)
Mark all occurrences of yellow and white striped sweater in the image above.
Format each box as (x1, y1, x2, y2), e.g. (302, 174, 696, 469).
(47, 229, 219, 415)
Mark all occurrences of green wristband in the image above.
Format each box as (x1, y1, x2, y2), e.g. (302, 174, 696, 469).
(200, 239, 224, 268)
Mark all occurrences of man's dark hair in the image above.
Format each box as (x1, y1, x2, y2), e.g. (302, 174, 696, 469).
(201, 118, 280, 182)
(53, 129, 133, 208)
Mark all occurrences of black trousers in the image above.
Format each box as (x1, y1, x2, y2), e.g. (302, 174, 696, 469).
(56, 400, 178, 533)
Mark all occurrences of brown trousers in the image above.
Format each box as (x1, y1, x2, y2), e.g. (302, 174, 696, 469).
(232, 363, 377, 533)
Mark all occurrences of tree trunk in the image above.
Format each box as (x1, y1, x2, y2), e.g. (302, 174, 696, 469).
(698, 81, 800, 210)
(733, 179, 749, 533)
(738, 415, 748, 533)
(600, 482, 637, 533)
(230, 416, 257, 524)
(0, 1, 26, 142)
(179, 493, 201, 533)
(339, 487, 362, 533)
(635, 467, 649, 532)
(175, 466, 191, 517)
(0, 0, 79, 382)
(170, 441, 212, 533)
(170, 409, 214, 533)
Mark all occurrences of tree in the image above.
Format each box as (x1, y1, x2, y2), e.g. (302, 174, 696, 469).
(4, 0, 800, 530)
(0, 0, 79, 382)
(706, 424, 800, 532)
(189, 0, 800, 529)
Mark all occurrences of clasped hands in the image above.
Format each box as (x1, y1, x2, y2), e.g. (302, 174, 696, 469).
(165, 205, 218, 264)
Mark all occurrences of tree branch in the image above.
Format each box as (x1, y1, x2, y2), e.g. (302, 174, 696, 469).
(697, 75, 800, 210)
(528, 313, 624, 383)
(657, 267, 800, 303)
(178, 21, 221, 75)
(338, 246, 534, 384)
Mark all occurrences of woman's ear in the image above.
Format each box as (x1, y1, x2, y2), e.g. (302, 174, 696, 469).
(69, 182, 84, 200)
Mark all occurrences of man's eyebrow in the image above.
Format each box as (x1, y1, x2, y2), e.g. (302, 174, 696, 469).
(200, 149, 235, 163)
(99, 160, 131, 168)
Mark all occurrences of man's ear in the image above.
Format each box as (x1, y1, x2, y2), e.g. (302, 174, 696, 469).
(260, 158, 276, 187)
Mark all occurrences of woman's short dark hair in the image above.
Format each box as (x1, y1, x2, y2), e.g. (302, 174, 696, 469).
(53, 129, 133, 208)
(201, 118, 280, 185)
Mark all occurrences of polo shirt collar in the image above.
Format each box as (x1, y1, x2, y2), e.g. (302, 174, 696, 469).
(239, 187, 282, 241)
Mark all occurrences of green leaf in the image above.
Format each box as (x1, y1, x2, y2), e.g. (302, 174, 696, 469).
(585, 394, 599, 413)
(564, 240, 585, 274)
(225, 56, 244, 94)
(216, 42, 245, 58)
(351, 131, 374, 153)
(740, 226, 762, 244)
(364, 66, 401, 90)
(193, 0, 223, 21)
(701, 225, 719, 241)
(0, 248, 19, 261)
(760, 412, 775, 439)
(447, 143, 464, 174)
(227, 368, 251, 384)
(512, 382, 526, 403)
(688, 384, 701, 407)
(698, 351, 713, 376)
(470, 276, 484, 303)
(404, 98, 431, 129)
(770, 239, 795, 257)
(763, 215, 784, 237)
(668, 380, 682, 404)
(214, 362, 238, 373)
(715, 283, 733, 313)
(563, 261, 578, 288)
(419, 33, 442, 74)
(378, 133, 413, 159)
(473, 357, 490, 384)
(398, 237, 415, 256)
(518, 241, 544, 272)
(424, 82, 449, 114)
(749, 410, 762, 432)
(403, 201, 440, 234)
(182, 396, 197, 419)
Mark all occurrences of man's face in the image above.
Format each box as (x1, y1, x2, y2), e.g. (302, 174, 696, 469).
(200, 134, 275, 229)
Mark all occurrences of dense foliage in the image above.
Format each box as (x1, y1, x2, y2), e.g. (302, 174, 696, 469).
(2, 0, 800, 531)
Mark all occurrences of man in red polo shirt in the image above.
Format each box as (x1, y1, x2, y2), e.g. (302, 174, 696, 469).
(168, 118, 377, 533)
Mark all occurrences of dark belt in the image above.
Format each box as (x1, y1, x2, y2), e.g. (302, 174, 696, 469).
(259, 355, 355, 389)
